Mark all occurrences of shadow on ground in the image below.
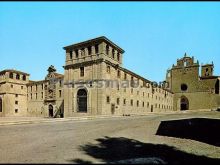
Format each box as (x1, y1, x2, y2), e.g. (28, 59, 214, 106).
(156, 118, 220, 147)
(70, 136, 220, 164)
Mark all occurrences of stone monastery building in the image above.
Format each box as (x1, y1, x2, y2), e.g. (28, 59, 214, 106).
(0, 36, 219, 117)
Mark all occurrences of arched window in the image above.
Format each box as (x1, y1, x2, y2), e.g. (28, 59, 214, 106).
(88, 46, 92, 55)
(112, 49, 115, 59)
(95, 44, 99, 54)
(16, 74, 20, 80)
(23, 75, 26, 81)
(0, 97, 2, 112)
(69, 51, 73, 59)
(75, 50, 79, 58)
(117, 52, 120, 61)
(9, 72, 13, 79)
(106, 45, 109, 55)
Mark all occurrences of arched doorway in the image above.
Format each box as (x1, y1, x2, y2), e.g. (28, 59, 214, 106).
(180, 96, 189, 110)
(49, 104, 53, 117)
(0, 97, 2, 113)
(77, 89, 87, 113)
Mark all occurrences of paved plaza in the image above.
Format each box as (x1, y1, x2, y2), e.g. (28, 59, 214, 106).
(0, 111, 220, 164)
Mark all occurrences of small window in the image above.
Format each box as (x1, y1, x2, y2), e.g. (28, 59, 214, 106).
(0, 97, 2, 112)
(130, 99, 133, 106)
(117, 70, 121, 78)
(117, 98, 120, 105)
(23, 75, 26, 81)
(36, 85, 37, 91)
(21, 86, 23, 89)
(31, 94, 32, 99)
(80, 67, 84, 77)
(69, 51, 73, 59)
(143, 102, 144, 107)
(11, 84, 13, 88)
(75, 50, 79, 58)
(88, 46, 92, 55)
(15, 109, 18, 113)
(41, 92, 43, 99)
(15, 101, 18, 105)
(42, 84, 44, 90)
(124, 73, 127, 80)
(112, 49, 115, 59)
(123, 99, 126, 105)
(36, 93, 37, 99)
(59, 80, 62, 87)
(95, 44, 99, 54)
(16, 74, 20, 80)
(9, 72, 13, 79)
(117, 53, 120, 61)
(15, 94, 18, 97)
(106, 96, 110, 104)
(107, 66, 111, 73)
(106, 45, 109, 55)
(137, 100, 139, 107)
(59, 90, 62, 98)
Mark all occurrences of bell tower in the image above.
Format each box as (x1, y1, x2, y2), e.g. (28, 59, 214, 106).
(201, 62, 214, 77)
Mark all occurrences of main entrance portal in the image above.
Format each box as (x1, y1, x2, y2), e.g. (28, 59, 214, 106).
(180, 96, 189, 110)
(77, 89, 87, 113)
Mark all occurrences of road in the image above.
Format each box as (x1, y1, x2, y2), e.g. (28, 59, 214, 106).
(0, 111, 220, 164)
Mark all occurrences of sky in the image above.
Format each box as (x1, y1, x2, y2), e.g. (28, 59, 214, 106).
(0, 2, 220, 82)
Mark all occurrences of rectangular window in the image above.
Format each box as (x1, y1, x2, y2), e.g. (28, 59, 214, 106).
(69, 51, 73, 59)
(117, 70, 121, 78)
(124, 73, 127, 80)
(95, 44, 99, 54)
(106, 96, 110, 104)
(88, 46, 92, 55)
(15, 94, 18, 98)
(75, 50, 79, 58)
(117, 98, 120, 105)
(137, 101, 139, 107)
(36, 93, 37, 99)
(59, 90, 62, 98)
(11, 84, 13, 88)
(80, 67, 84, 77)
(15, 101, 18, 105)
(41, 92, 43, 99)
(143, 102, 144, 107)
(59, 80, 62, 87)
(117, 53, 120, 61)
(21, 86, 23, 89)
(123, 99, 126, 105)
(131, 99, 133, 106)
(112, 49, 115, 59)
(15, 109, 18, 113)
(131, 76, 134, 87)
(107, 65, 110, 73)
(31, 94, 32, 100)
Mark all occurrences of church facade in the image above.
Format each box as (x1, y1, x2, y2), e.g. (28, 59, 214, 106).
(0, 36, 219, 118)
